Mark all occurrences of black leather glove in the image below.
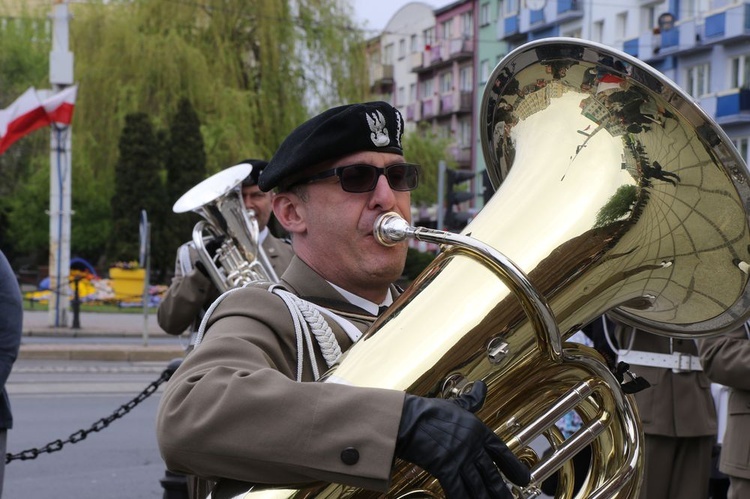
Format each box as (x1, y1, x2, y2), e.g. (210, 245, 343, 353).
(395, 381, 530, 499)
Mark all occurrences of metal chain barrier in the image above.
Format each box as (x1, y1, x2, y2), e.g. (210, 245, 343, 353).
(5, 359, 182, 464)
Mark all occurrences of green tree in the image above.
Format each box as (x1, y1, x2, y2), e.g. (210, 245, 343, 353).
(164, 98, 206, 258)
(109, 113, 166, 272)
(403, 123, 456, 207)
(594, 184, 637, 228)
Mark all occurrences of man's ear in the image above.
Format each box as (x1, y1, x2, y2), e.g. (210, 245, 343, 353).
(272, 193, 306, 235)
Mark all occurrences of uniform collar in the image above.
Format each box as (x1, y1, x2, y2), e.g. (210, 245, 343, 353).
(327, 282, 393, 317)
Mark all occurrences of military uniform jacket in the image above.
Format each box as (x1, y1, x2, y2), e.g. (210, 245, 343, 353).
(698, 327, 750, 479)
(157, 234, 294, 335)
(156, 256, 405, 492)
(0, 250, 22, 430)
(615, 324, 717, 437)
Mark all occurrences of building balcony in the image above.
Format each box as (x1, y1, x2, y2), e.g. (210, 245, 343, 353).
(555, 0, 583, 23)
(410, 51, 424, 71)
(715, 88, 750, 121)
(422, 98, 437, 119)
(450, 145, 472, 166)
(499, 13, 525, 41)
(406, 102, 418, 122)
(649, 17, 707, 59)
(705, 3, 750, 43)
(447, 37, 473, 59)
(415, 39, 473, 73)
(459, 91, 472, 112)
(369, 63, 394, 93)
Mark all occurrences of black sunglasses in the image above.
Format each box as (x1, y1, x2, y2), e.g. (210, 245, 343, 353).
(295, 163, 420, 193)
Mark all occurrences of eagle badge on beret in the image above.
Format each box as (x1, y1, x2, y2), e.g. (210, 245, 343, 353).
(367, 110, 390, 147)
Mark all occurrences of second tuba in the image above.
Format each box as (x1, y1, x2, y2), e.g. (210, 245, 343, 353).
(215, 38, 750, 498)
(173, 162, 279, 292)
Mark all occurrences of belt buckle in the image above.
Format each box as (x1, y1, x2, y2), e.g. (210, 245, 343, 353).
(672, 352, 692, 373)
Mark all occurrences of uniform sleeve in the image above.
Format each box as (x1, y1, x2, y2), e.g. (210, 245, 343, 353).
(157, 258, 215, 335)
(0, 252, 22, 391)
(156, 287, 405, 492)
(698, 327, 750, 391)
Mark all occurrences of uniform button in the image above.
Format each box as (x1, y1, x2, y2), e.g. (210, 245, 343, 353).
(340, 447, 359, 465)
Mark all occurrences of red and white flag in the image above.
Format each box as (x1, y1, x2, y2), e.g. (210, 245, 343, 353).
(0, 85, 78, 155)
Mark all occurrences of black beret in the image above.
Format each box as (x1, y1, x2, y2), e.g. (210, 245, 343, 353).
(238, 159, 269, 187)
(259, 101, 404, 191)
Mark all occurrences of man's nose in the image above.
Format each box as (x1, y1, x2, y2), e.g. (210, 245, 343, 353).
(369, 174, 396, 209)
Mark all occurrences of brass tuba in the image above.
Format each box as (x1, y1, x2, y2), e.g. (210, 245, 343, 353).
(216, 38, 750, 498)
(173, 162, 279, 292)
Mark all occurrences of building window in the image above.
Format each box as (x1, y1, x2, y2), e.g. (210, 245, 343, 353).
(481, 3, 490, 25)
(459, 66, 473, 91)
(592, 20, 604, 43)
(459, 118, 471, 147)
(440, 72, 453, 93)
(504, 0, 519, 16)
(679, 0, 710, 20)
(685, 62, 710, 97)
(423, 27, 435, 47)
(730, 55, 750, 89)
(410, 34, 418, 53)
(398, 39, 406, 59)
(480, 59, 490, 84)
(441, 19, 453, 40)
(641, 5, 656, 32)
(563, 28, 582, 38)
(383, 43, 394, 65)
(422, 78, 434, 98)
(398, 86, 406, 105)
(461, 12, 473, 37)
(409, 83, 417, 103)
(616, 11, 627, 41)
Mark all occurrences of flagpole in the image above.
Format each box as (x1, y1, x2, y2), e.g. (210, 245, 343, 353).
(48, 0, 74, 328)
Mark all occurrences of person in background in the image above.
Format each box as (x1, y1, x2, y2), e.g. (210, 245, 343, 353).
(612, 319, 717, 499)
(699, 325, 750, 499)
(157, 159, 293, 342)
(156, 101, 530, 499)
(0, 250, 23, 496)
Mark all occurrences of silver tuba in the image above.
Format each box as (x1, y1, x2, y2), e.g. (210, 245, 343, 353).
(173, 162, 279, 292)
(215, 38, 750, 498)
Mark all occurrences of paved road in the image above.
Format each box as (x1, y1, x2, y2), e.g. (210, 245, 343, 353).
(5, 359, 171, 499)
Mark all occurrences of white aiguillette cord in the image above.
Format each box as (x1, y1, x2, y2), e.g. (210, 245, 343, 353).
(193, 284, 345, 381)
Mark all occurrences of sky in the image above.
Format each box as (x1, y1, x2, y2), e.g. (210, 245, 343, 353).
(351, 0, 454, 34)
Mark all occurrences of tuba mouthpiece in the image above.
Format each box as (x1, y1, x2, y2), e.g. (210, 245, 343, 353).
(373, 212, 414, 247)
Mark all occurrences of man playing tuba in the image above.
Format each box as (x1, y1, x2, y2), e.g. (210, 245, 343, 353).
(156, 101, 530, 499)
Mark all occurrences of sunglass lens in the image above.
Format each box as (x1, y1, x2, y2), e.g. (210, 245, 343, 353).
(387, 164, 418, 191)
(340, 165, 377, 192)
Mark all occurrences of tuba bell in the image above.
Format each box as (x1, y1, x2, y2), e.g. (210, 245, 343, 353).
(173, 162, 279, 293)
(214, 38, 750, 498)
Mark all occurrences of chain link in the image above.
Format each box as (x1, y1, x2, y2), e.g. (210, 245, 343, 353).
(5, 360, 181, 464)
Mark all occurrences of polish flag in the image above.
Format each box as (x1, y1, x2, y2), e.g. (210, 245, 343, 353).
(0, 85, 78, 155)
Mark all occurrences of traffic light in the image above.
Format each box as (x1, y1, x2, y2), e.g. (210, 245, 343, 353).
(445, 168, 474, 231)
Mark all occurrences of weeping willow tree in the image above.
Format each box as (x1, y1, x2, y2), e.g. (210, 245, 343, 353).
(71, 0, 368, 176)
(0, 4, 52, 262)
(1, 0, 369, 272)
